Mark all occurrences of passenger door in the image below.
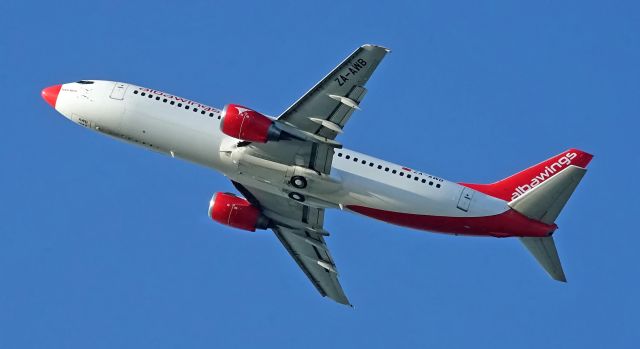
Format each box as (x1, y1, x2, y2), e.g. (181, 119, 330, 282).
(109, 82, 129, 100)
(457, 187, 474, 212)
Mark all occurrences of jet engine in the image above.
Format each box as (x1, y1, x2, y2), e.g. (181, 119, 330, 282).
(220, 104, 282, 143)
(208, 192, 269, 231)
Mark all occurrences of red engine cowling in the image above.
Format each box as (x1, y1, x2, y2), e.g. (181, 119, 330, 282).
(220, 104, 281, 143)
(208, 192, 269, 232)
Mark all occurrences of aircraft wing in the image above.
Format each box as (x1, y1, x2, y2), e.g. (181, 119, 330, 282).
(240, 45, 390, 176)
(277, 44, 390, 140)
(222, 45, 390, 305)
(232, 181, 351, 306)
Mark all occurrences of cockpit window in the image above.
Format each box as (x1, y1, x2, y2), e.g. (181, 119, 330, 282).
(76, 80, 94, 84)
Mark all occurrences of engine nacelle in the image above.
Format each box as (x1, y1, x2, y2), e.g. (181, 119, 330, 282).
(220, 104, 281, 143)
(208, 192, 269, 232)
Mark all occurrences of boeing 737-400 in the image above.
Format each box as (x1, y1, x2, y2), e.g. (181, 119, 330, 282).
(41, 45, 593, 306)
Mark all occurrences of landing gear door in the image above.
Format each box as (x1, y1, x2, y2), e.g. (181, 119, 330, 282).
(457, 187, 474, 212)
(110, 82, 129, 100)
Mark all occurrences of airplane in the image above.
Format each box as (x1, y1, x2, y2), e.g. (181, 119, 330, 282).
(41, 44, 593, 306)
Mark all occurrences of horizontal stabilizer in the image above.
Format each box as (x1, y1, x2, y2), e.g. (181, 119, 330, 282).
(519, 236, 566, 281)
(509, 165, 587, 225)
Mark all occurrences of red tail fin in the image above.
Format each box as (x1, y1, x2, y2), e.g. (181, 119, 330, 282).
(461, 149, 593, 202)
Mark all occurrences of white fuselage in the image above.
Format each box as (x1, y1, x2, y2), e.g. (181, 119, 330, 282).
(53, 80, 511, 232)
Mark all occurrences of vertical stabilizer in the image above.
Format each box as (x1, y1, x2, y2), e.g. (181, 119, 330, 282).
(519, 236, 566, 281)
(509, 164, 589, 281)
(463, 149, 593, 282)
(461, 149, 593, 202)
(508, 165, 587, 225)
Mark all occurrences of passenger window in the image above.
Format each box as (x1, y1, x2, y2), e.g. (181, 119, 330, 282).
(141, 92, 146, 96)
(163, 99, 167, 102)
(392, 169, 397, 174)
(345, 155, 351, 159)
(155, 96, 160, 100)
(399, 172, 404, 176)
(133, 90, 139, 94)
(338, 153, 343, 157)
(177, 103, 182, 107)
(436, 184, 441, 188)
(429, 181, 433, 186)
(170, 101, 175, 105)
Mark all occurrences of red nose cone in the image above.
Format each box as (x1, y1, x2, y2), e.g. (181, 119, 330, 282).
(41, 84, 62, 108)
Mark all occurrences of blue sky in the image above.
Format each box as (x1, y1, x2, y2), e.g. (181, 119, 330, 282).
(1, 1, 638, 347)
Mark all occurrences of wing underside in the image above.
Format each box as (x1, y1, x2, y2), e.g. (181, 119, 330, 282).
(233, 181, 350, 305)
(273, 225, 350, 305)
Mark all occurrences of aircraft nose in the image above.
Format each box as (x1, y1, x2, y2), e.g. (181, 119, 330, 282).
(41, 84, 62, 108)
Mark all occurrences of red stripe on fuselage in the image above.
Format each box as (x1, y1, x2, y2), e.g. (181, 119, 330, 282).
(346, 205, 556, 237)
